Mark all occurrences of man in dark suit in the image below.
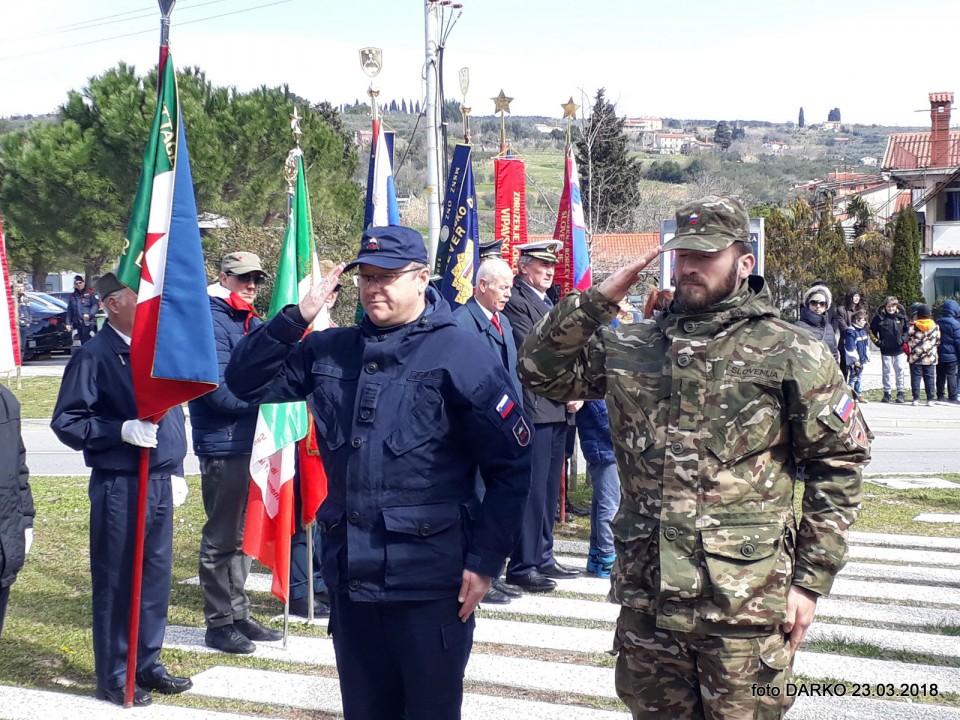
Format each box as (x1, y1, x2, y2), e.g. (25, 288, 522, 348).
(454, 257, 525, 604)
(502, 241, 582, 593)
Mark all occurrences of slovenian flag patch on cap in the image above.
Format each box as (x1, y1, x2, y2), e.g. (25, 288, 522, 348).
(496, 393, 515, 419)
(834, 393, 854, 422)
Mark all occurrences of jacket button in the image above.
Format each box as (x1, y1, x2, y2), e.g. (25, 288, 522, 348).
(349, 580, 360, 591)
(677, 355, 691, 368)
(662, 601, 677, 616)
(683, 321, 698, 333)
(348, 512, 360, 524)
(365, 362, 378, 373)
(360, 409, 372, 420)
(419, 524, 431, 536)
(671, 441, 684, 454)
(741, 544, 756, 557)
(351, 437, 363, 448)
(664, 527, 679, 541)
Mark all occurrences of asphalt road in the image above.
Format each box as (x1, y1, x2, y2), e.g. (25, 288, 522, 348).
(11, 355, 960, 478)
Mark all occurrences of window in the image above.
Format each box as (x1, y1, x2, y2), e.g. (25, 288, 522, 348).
(934, 268, 960, 300)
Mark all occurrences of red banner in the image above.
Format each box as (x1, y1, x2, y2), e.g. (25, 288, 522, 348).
(494, 157, 528, 273)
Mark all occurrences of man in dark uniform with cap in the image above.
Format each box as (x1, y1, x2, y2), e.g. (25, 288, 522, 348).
(66, 274, 101, 346)
(225, 225, 533, 720)
(51, 272, 192, 707)
(502, 240, 581, 593)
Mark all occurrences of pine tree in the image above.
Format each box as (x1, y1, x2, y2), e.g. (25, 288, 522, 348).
(886, 207, 925, 305)
(574, 88, 643, 233)
(713, 121, 733, 149)
(798, 107, 805, 128)
(828, 107, 841, 122)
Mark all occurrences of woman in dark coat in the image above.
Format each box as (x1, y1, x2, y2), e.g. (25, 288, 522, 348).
(796, 285, 840, 365)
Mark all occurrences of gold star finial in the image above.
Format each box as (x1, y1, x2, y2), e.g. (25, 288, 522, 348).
(492, 89, 513, 114)
(561, 96, 579, 120)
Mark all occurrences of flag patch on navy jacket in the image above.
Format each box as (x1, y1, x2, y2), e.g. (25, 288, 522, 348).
(496, 393, 515, 418)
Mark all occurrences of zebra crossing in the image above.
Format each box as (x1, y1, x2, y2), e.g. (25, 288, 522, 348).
(4, 531, 960, 719)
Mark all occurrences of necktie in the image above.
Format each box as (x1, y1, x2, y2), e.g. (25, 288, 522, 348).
(490, 313, 503, 336)
(543, 295, 554, 309)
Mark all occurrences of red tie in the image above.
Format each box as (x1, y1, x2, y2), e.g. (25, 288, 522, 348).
(490, 313, 503, 336)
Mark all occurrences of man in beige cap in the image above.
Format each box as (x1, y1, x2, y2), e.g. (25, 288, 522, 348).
(517, 196, 870, 718)
(189, 252, 282, 653)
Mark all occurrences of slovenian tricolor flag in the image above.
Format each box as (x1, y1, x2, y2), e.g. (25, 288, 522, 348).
(496, 393, 515, 419)
(117, 48, 218, 419)
(834, 394, 855, 421)
(364, 121, 400, 229)
(553, 143, 591, 297)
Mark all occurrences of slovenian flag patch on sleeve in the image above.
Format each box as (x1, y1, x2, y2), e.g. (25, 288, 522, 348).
(834, 393, 854, 421)
(496, 393, 515, 418)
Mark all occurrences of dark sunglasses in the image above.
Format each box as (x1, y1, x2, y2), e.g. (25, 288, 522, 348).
(809, 300, 827, 307)
(228, 272, 267, 286)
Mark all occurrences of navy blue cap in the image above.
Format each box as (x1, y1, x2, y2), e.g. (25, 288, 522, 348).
(345, 225, 428, 271)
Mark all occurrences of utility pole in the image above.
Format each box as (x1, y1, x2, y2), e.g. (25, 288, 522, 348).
(424, 0, 442, 268)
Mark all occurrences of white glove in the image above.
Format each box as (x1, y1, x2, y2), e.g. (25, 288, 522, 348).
(121, 419, 159, 448)
(24, 527, 33, 554)
(171, 475, 188, 507)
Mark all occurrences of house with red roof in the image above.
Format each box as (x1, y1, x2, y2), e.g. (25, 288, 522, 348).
(883, 92, 960, 301)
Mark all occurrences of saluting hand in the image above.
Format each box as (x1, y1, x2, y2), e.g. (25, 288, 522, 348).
(298, 263, 346, 325)
(597, 246, 662, 304)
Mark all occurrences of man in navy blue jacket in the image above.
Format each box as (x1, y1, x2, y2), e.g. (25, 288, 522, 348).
(51, 273, 191, 707)
(225, 225, 532, 720)
(66, 275, 101, 346)
(189, 252, 282, 654)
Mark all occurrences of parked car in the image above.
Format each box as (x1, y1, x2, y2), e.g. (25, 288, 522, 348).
(19, 291, 73, 360)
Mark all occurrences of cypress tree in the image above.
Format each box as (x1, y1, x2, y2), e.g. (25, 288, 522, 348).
(798, 107, 805, 128)
(886, 207, 925, 305)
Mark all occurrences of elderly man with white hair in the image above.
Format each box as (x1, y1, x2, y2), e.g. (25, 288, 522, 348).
(453, 257, 525, 604)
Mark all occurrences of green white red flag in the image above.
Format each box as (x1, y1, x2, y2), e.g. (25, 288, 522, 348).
(243, 150, 325, 602)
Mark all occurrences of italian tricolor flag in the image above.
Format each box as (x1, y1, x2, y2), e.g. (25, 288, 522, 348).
(243, 150, 326, 603)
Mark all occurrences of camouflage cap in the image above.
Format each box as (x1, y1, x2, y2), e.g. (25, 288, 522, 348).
(661, 196, 751, 253)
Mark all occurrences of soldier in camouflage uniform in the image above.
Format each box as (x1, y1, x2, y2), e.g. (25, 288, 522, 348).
(517, 196, 870, 719)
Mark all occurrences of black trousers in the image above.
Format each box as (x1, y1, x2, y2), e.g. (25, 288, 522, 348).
(89, 470, 173, 690)
(198, 454, 253, 627)
(508, 421, 566, 577)
(328, 593, 474, 720)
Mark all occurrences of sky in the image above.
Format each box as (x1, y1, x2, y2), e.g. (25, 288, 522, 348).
(1, 0, 959, 127)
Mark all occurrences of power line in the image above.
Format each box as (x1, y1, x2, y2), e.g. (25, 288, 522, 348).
(0, 0, 293, 63)
(29, 1, 230, 39)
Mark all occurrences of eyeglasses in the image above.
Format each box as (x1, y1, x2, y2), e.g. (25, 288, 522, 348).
(228, 272, 267, 286)
(352, 267, 421, 289)
(809, 300, 827, 307)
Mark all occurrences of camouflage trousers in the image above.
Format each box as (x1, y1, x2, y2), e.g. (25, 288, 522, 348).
(613, 608, 794, 720)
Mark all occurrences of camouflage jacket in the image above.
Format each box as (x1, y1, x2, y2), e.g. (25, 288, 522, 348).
(518, 276, 870, 634)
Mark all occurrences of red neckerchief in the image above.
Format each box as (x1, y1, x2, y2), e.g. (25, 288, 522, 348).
(222, 293, 259, 334)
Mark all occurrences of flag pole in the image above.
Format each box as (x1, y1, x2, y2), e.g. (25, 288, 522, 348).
(124, 1, 176, 707)
(424, 0, 442, 269)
